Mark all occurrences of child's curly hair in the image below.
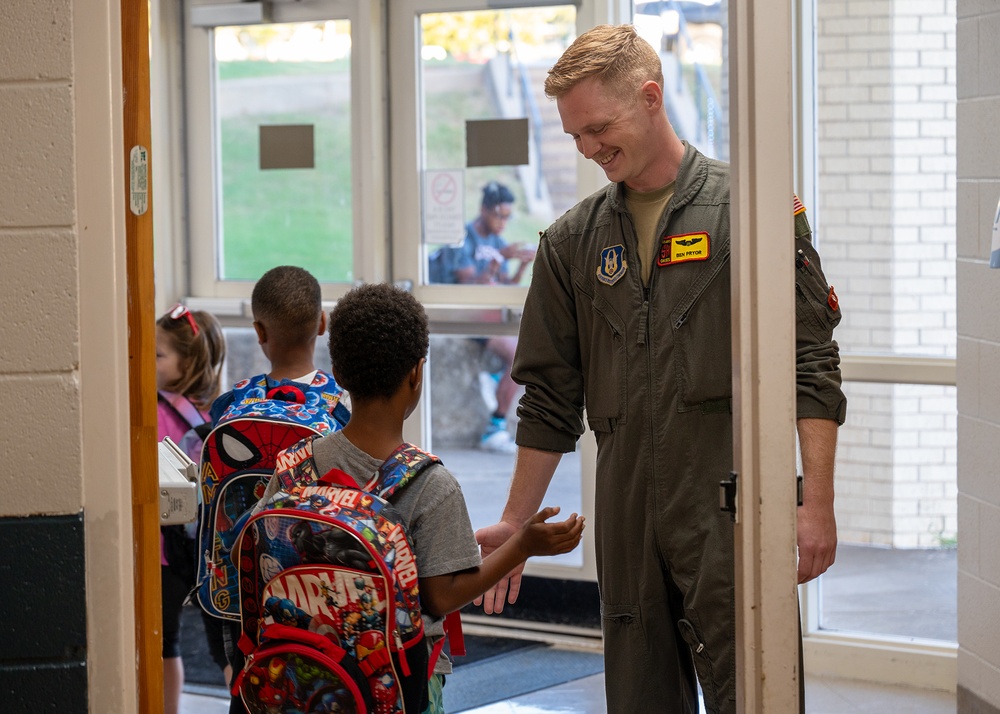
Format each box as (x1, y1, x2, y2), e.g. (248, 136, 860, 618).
(327, 283, 429, 401)
(156, 308, 227, 411)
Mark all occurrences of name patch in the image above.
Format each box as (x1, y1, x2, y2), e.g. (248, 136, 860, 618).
(657, 232, 710, 266)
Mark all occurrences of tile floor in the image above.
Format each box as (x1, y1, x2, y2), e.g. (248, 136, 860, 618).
(182, 659, 957, 713)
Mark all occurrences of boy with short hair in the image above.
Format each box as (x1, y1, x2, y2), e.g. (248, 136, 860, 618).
(208, 266, 349, 705)
(238, 282, 584, 713)
(210, 264, 349, 424)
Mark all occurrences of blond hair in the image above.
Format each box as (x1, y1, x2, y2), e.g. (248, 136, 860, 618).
(544, 24, 664, 101)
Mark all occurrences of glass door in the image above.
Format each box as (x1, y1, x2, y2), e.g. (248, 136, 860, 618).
(389, 1, 593, 580)
(184, 0, 387, 301)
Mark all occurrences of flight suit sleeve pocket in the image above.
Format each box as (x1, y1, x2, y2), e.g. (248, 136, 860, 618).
(794, 236, 841, 343)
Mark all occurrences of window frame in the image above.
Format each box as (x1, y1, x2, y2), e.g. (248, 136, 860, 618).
(182, 0, 389, 303)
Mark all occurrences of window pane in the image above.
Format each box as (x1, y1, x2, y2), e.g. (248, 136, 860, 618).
(428, 334, 583, 568)
(634, 0, 728, 160)
(820, 381, 957, 642)
(419, 7, 578, 287)
(814, 0, 957, 645)
(214, 22, 353, 283)
(815, 2, 956, 359)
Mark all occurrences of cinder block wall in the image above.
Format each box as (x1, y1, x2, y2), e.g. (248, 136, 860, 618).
(0, 0, 88, 706)
(956, 2, 1000, 710)
(0, 0, 135, 711)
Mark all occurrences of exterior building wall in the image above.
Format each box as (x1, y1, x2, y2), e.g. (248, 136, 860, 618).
(956, 1, 1000, 709)
(817, 0, 957, 547)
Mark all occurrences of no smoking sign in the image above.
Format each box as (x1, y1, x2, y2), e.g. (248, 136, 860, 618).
(423, 169, 465, 244)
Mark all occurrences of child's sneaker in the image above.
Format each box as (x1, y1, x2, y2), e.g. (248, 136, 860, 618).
(480, 416, 517, 454)
(478, 371, 501, 413)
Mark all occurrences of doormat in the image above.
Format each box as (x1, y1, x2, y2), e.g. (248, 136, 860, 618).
(444, 639, 605, 712)
(180, 605, 605, 709)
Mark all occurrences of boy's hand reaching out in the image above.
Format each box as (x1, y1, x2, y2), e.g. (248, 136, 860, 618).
(512, 506, 585, 558)
(421, 507, 584, 618)
(472, 507, 584, 614)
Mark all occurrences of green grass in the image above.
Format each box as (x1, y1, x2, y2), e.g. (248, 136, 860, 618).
(217, 62, 543, 285)
(219, 59, 350, 81)
(220, 109, 353, 282)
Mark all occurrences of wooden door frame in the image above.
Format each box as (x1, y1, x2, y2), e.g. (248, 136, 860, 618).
(121, 0, 161, 711)
(729, 0, 802, 709)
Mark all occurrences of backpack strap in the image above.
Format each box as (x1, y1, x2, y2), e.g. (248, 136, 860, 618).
(275, 439, 440, 499)
(158, 391, 207, 430)
(273, 434, 326, 491)
(372, 443, 441, 499)
(427, 612, 466, 679)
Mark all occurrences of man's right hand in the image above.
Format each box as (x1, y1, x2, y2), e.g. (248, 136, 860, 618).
(474, 519, 523, 614)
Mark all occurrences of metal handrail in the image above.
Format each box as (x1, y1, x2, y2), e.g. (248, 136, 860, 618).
(667, 0, 724, 157)
(507, 27, 546, 201)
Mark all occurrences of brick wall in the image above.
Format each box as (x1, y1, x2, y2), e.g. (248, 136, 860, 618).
(817, 0, 957, 547)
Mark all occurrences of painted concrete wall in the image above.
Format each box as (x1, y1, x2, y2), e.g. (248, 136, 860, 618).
(0, 0, 136, 710)
(956, 2, 1000, 710)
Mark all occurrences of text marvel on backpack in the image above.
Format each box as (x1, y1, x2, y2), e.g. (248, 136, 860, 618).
(231, 435, 459, 714)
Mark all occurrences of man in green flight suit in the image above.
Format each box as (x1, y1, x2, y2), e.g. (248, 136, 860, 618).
(474, 23, 847, 714)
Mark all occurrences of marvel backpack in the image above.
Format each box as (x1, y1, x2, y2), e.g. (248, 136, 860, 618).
(232, 434, 456, 714)
(196, 371, 350, 621)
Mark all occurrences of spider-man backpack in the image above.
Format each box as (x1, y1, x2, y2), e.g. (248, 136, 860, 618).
(195, 371, 350, 621)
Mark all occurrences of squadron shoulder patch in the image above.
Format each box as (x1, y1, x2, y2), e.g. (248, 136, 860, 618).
(657, 232, 710, 267)
(597, 245, 628, 286)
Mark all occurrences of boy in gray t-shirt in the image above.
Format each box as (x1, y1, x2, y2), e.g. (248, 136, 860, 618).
(244, 282, 585, 714)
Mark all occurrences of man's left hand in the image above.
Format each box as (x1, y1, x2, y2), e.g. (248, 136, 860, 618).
(796, 497, 837, 583)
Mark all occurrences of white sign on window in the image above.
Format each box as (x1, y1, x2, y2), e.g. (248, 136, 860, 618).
(422, 169, 465, 244)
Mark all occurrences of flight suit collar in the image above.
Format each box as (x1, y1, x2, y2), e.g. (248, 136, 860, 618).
(604, 141, 708, 217)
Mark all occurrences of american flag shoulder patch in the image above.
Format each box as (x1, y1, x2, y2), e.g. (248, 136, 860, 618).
(793, 194, 807, 216)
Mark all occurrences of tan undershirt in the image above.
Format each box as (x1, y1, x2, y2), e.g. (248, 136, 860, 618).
(625, 181, 676, 286)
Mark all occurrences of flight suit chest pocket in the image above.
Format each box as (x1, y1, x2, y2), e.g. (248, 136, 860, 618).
(582, 293, 627, 432)
(670, 259, 732, 412)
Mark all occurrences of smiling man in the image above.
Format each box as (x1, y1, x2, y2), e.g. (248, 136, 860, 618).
(474, 23, 847, 714)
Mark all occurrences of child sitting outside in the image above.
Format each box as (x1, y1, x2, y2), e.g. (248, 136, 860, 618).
(231, 282, 585, 714)
(155, 303, 226, 714)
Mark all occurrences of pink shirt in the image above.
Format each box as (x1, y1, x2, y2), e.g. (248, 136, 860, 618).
(158, 392, 209, 565)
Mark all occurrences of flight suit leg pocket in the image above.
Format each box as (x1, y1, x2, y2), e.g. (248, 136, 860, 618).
(677, 615, 719, 705)
(602, 604, 645, 675)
